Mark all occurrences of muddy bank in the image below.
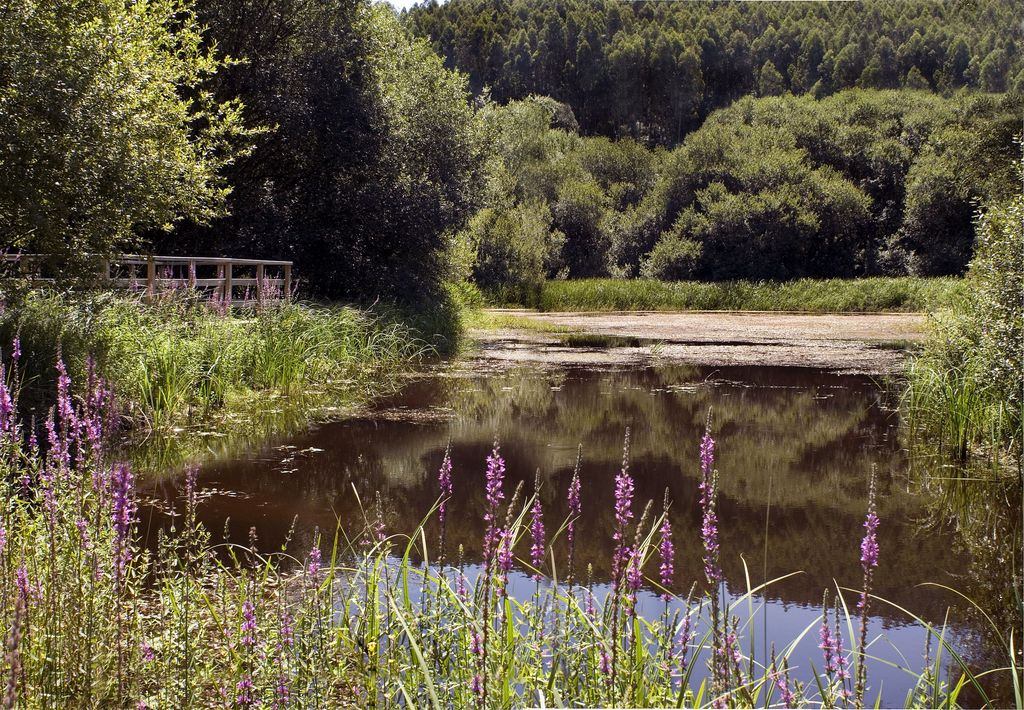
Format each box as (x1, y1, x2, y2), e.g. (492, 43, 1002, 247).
(470, 310, 927, 374)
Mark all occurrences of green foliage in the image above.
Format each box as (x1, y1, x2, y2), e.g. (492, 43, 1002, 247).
(633, 90, 1021, 279)
(907, 191, 1023, 462)
(467, 201, 562, 306)
(533, 277, 964, 313)
(464, 89, 1017, 288)
(406, 0, 1021, 146)
(0, 0, 252, 264)
(165, 0, 486, 304)
(641, 232, 702, 281)
(0, 290, 427, 432)
(460, 96, 661, 293)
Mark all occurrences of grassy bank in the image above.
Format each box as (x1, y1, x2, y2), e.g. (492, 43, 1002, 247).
(0, 289, 436, 464)
(0, 361, 1015, 708)
(519, 277, 964, 313)
(902, 196, 1022, 468)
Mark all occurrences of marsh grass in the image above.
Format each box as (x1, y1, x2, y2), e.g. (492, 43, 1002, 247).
(0, 357, 1016, 708)
(463, 309, 577, 334)
(518, 277, 964, 313)
(0, 288, 430, 437)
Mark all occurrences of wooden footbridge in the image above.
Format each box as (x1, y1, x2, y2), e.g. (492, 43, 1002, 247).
(1, 254, 292, 305)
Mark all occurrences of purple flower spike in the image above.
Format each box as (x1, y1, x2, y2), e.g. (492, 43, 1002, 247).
(819, 617, 836, 674)
(658, 491, 675, 600)
(496, 528, 514, 596)
(699, 428, 721, 585)
(240, 600, 257, 647)
(111, 463, 136, 576)
(482, 441, 505, 564)
(437, 446, 453, 526)
(611, 442, 635, 583)
(307, 544, 322, 584)
(0, 368, 12, 434)
(529, 482, 545, 581)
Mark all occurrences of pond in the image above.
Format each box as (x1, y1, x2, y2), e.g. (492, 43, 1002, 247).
(142, 358, 990, 706)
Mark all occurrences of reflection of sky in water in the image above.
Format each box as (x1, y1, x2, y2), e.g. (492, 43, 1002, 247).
(142, 363, 985, 706)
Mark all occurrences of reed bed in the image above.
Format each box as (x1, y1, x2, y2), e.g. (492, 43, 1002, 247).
(0, 346, 1017, 708)
(0, 288, 430, 433)
(530, 277, 963, 313)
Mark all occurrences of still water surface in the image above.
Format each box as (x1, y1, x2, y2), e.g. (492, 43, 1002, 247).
(144, 361, 984, 705)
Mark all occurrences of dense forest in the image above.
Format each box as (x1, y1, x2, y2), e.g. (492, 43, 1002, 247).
(2, 0, 1020, 303)
(465, 90, 1021, 299)
(406, 0, 1023, 145)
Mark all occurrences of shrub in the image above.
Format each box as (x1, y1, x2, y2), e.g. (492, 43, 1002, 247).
(469, 201, 563, 306)
(906, 191, 1023, 460)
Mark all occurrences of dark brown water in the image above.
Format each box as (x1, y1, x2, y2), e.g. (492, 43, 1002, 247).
(142, 362, 993, 705)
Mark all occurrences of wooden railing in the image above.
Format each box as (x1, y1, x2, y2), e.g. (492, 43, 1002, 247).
(1, 254, 292, 306)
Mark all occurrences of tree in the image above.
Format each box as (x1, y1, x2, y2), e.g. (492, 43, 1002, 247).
(758, 61, 786, 96)
(905, 66, 931, 90)
(170, 0, 486, 303)
(980, 48, 1010, 92)
(0, 0, 251, 265)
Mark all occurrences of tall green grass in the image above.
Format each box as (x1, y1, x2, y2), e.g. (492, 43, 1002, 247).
(903, 195, 1022, 468)
(522, 277, 964, 313)
(0, 289, 430, 434)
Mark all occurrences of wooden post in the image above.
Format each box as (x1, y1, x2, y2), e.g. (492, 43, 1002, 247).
(146, 255, 156, 301)
(188, 260, 196, 289)
(222, 261, 233, 307)
(256, 263, 265, 306)
(99, 258, 110, 283)
(283, 264, 292, 301)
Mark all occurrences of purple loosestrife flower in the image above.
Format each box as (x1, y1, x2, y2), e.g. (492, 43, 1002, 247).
(699, 429, 721, 585)
(677, 613, 694, 680)
(772, 649, 797, 709)
(55, 358, 77, 436)
(10, 337, 19, 362)
(275, 676, 290, 708)
(834, 620, 850, 683)
(856, 468, 880, 706)
(529, 489, 545, 581)
(611, 457, 635, 582)
(471, 674, 483, 698)
(566, 446, 582, 582)
(496, 528, 514, 596)
(482, 442, 506, 562)
(15, 565, 31, 603)
(241, 600, 257, 647)
(820, 616, 836, 674)
(0, 365, 12, 434)
(76, 517, 92, 551)
(859, 513, 880, 599)
(470, 630, 482, 657)
(437, 446, 453, 526)
(625, 548, 642, 614)
(279, 611, 295, 649)
(236, 677, 254, 707)
(307, 545, 322, 584)
(658, 493, 675, 601)
(599, 649, 612, 676)
(111, 463, 136, 575)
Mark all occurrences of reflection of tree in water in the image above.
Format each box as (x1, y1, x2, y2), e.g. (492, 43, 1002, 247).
(911, 456, 1022, 705)
(152, 364, 970, 629)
